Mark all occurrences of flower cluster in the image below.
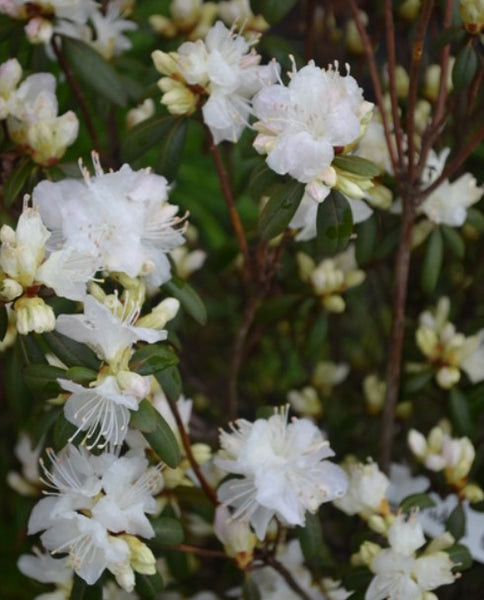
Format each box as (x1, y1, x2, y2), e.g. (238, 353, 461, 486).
(152, 20, 279, 143)
(0, 58, 78, 165)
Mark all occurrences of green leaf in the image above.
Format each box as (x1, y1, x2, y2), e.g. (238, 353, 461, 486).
(143, 406, 181, 467)
(0, 304, 8, 341)
(297, 511, 334, 569)
(242, 576, 261, 600)
(441, 226, 465, 258)
(129, 344, 178, 376)
(62, 35, 127, 106)
(452, 43, 479, 91)
(130, 398, 158, 433)
(3, 158, 35, 207)
(466, 208, 484, 232)
(53, 413, 78, 451)
(23, 364, 66, 393)
(258, 180, 305, 240)
(250, 0, 298, 23)
(155, 117, 188, 181)
(64, 366, 98, 385)
(399, 493, 436, 513)
(248, 161, 280, 199)
(43, 330, 101, 370)
(150, 516, 184, 547)
(162, 276, 207, 325)
(447, 543, 473, 570)
(316, 190, 353, 255)
(449, 387, 473, 437)
(355, 214, 377, 265)
(135, 571, 164, 600)
(333, 155, 380, 178)
(70, 574, 102, 600)
(121, 115, 182, 164)
(155, 366, 182, 401)
(402, 369, 434, 394)
(421, 227, 443, 294)
(446, 503, 466, 541)
(19, 333, 48, 365)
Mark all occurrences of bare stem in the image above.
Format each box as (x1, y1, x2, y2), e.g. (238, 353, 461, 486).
(51, 36, 102, 153)
(166, 395, 218, 506)
(206, 129, 252, 280)
(263, 555, 314, 600)
(166, 544, 227, 558)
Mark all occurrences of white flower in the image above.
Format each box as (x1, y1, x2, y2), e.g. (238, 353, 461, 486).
(215, 408, 347, 539)
(18, 547, 73, 593)
(7, 431, 42, 496)
(334, 459, 389, 518)
(0, 57, 22, 119)
(33, 153, 186, 291)
(90, 0, 137, 60)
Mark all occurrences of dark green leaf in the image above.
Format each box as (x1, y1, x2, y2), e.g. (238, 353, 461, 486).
(449, 387, 473, 437)
(250, 0, 298, 23)
(333, 155, 380, 178)
(342, 566, 373, 591)
(53, 413, 78, 451)
(441, 226, 465, 258)
(23, 364, 66, 392)
(297, 511, 334, 568)
(446, 503, 466, 541)
(150, 516, 185, 547)
(243, 576, 261, 600)
(162, 276, 207, 325)
(121, 116, 177, 163)
(255, 405, 275, 419)
(129, 344, 178, 376)
(144, 407, 181, 467)
(452, 43, 479, 91)
(135, 571, 164, 599)
(65, 366, 98, 385)
(3, 158, 35, 207)
(316, 190, 353, 255)
(155, 117, 188, 181)
(248, 161, 280, 199)
(130, 398, 157, 433)
(402, 369, 434, 394)
(435, 25, 466, 49)
(447, 543, 473, 570)
(0, 304, 8, 341)
(70, 574, 102, 600)
(421, 228, 443, 294)
(155, 366, 182, 402)
(399, 493, 436, 513)
(17, 333, 47, 365)
(355, 214, 377, 265)
(43, 330, 101, 370)
(62, 35, 127, 106)
(258, 180, 305, 240)
(305, 313, 328, 359)
(466, 208, 484, 232)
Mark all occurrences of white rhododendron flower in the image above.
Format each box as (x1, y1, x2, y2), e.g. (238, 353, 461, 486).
(90, 0, 137, 60)
(152, 20, 279, 143)
(215, 407, 347, 539)
(33, 153, 186, 291)
(334, 459, 390, 518)
(365, 514, 456, 600)
(18, 547, 73, 598)
(27, 445, 162, 590)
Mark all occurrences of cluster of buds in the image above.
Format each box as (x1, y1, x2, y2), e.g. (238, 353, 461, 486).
(297, 246, 365, 313)
(416, 297, 484, 388)
(460, 0, 484, 34)
(408, 425, 483, 500)
(0, 58, 78, 165)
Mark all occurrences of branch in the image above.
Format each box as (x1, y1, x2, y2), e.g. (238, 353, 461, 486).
(166, 395, 219, 506)
(166, 543, 227, 558)
(264, 555, 315, 600)
(51, 36, 102, 153)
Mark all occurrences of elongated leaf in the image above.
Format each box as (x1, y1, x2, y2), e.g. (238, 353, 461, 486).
(333, 155, 380, 178)
(449, 387, 473, 436)
(355, 214, 377, 265)
(447, 543, 473, 570)
(129, 344, 178, 376)
(3, 158, 34, 207)
(421, 228, 443, 294)
(70, 574, 102, 600)
(155, 366, 182, 401)
(446, 503, 466, 541)
(121, 115, 181, 164)
(258, 180, 305, 240)
(248, 161, 280, 199)
(316, 190, 353, 255)
(62, 36, 127, 106)
(130, 398, 157, 433)
(250, 0, 298, 23)
(297, 512, 334, 568)
(399, 493, 436, 513)
(162, 276, 207, 325)
(144, 408, 181, 467)
(43, 330, 100, 370)
(402, 369, 434, 394)
(23, 364, 66, 392)
(65, 366, 98, 385)
(135, 571, 164, 600)
(150, 516, 184, 547)
(441, 226, 465, 258)
(155, 117, 188, 181)
(452, 43, 479, 91)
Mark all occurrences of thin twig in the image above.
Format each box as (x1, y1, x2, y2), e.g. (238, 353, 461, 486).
(206, 128, 252, 280)
(166, 395, 218, 506)
(264, 555, 314, 600)
(51, 36, 102, 153)
(166, 543, 227, 558)
(348, 0, 400, 174)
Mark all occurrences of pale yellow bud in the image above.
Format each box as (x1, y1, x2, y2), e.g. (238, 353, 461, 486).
(436, 366, 461, 389)
(0, 277, 23, 302)
(159, 78, 198, 115)
(351, 541, 381, 567)
(428, 427, 444, 453)
(296, 251, 315, 282)
(395, 401, 413, 419)
(414, 99, 432, 134)
(363, 374, 386, 415)
(126, 99, 155, 130)
(459, 0, 484, 33)
(395, 66, 410, 98)
(323, 294, 346, 313)
(345, 11, 367, 55)
(408, 429, 428, 459)
(462, 482, 484, 503)
(152, 50, 179, 76)
(287, 386, 323, 417)
(136, 297, 180, 329)
(14, 296, 55, 335)
(366, 184, 393, 210)
(149, 15, 178, 37)
(425, 532, 455, 554)
(121, 534, 157, 575)
(397, 0, 422, 20)
(416, 326, 439, 358)
(344, 269, 365, 288)
(191, 442, 211, 464)
(368, 514, 388, 534)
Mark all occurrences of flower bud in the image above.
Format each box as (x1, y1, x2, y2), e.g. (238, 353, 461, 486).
(366, 184, 393, 210)
(0, 277, 23, 302)
(408, 429, 427, 459)
(14, 296, 55, 334)
(149, 15, 178, 37)
(152, 50, 179, 76)
(159, 78, 198, 115)
(126, 98, 155, 130)
(351, 541, 381, 567)
(121, 534, 156, 575)
(136, 297, 180, 329)
(436, 366, 460, 389)
(214, 505, 257, 569)
(24, 16, 53, 44)
(287, 386, 322, 417)
(397, 0, 422, 20)
(416, 326, 439, 358)
(462, 482, 484, 503)
(395, 66, 410, 98)
(368, 514, 388, 534)
(117, 371, 150, 399)
(363, 374, 386, 415)
(323, 294, 346, 313)
(459, 0, 484, 33)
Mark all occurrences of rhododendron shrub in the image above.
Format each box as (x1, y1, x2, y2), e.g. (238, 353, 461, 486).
(1, 2, 484, 599)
